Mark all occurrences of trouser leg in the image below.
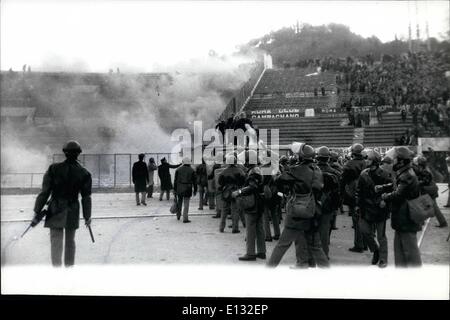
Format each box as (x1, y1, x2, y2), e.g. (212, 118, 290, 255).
(203, 188, 208, 205)
(176, 195, 183, 220)
(307, 230, 330, 267)
(64, 229, 76, 267)
(166, 189, 170, 200)
(198, 185, 204, 209)
(432, 199, 447, 226)
(376, 220, 388, 263)
(394, 231, 406, 267)
(135, 193, 140, 205)
(263, 205, 272, 239)
(267, 227, 297, 267)
(140, 192, 146, 204)
(271, 205, 281, 238)
(255, 212, 266, 254)
(220, 200, 230, 231)
(294, 230, 310, 267)
(147, 185, 153, 198)
(245, 213, 257, 255)
(215, 193, 222, 218)
(183, 197, 190, 222)
(238, 206, 246, 228)
(50, 228, 64, 267)
(208, 188, 216, 209)
(231, 200, 239, 232)
(319, 213, 332, 257)
(401, 232, 422, 267)
(352, 210, 364, 249)
(359, 218, 378, 253)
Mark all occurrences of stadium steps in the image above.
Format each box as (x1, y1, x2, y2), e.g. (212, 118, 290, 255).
(251, 115, 354, 148)
(363, 113, 413, 146)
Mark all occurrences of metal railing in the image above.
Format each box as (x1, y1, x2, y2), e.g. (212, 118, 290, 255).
(1, 173, 45, 189)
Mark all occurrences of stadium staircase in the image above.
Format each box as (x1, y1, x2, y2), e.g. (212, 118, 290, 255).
(363, 112, 413, 147)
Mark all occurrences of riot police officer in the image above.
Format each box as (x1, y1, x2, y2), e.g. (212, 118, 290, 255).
(33, 141, 92, 267)
(380, 147, 422, 267)
(413, 156, 448, 228)
(342, 143, 367, 253)
(356, 150, 392, 267)
(316, 146, 341, 259)
(267, 144, 329, 268)
(218, 153, 246, 233)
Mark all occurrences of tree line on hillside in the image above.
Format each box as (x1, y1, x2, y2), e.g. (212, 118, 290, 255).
(239, 23, 450, 67)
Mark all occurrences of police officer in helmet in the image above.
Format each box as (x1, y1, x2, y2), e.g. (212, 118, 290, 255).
(33, 140, 92, 267)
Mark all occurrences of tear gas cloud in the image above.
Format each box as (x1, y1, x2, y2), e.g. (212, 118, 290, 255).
(1, 53, 257, 173)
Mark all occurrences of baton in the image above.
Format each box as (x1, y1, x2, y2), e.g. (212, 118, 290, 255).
(441, 188, 448, 194)
(20, 225, 33, 238)
(87, 225, 95, 243)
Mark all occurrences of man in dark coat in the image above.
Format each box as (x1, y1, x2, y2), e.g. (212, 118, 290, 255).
(267, 144, 329, 268)
(33, 141, 92, 267)
(158, 157, 181, 201)
(232, 150, 265, 261)
(132, 153, 149, 206)
(356, 150, 393, 268)
(195, 160, 209, 210)
(174, 157, 197, 222)
(381, 146, 422, 267)
(316, 146, 341, 259)
(341, 143, 367, 253)
(218, 153, 246, 233)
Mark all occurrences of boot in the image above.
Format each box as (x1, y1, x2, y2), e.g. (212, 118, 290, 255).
(371, 249, 380, 265)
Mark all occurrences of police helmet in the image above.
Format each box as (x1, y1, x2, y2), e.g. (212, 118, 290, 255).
(62, 140, 82, 153)
(316, 146, 330, 159)
(366, 150, 381, 164)
(329, 151, 339, 161)
(395, 146, 412, 161)
(381, 156, 393, 165)
(298, 144, 315, 160)
(416, 155, 427, 166)
(350, 143, 364, 155)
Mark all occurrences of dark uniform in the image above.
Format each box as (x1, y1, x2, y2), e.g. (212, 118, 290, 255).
(341, 153, 367, 252)
(158, 158, 181, 201)
(218, 164, 246, 232)
(235, 165, 266, 260)
(174, 162, 197, 222)
(268, 159, 329, 267)
(356, 166, 392, 266)
(261, 166, 281, 241)
(195, 163, 208, 210)
(316, 161, 341, 258)
(132, 156, 149, 205)
(329, 152, 343, 225)
(382, 163, 422, 267)
(33, 157, 92, 267)
(414, 162, 448, 227)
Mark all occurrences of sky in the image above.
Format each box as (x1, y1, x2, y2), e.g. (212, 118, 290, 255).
(1, 0, 449, 72)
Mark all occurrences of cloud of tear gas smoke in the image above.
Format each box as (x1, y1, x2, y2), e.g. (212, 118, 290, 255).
(1, 53, 256, 173)
(0, 125, 52, 173)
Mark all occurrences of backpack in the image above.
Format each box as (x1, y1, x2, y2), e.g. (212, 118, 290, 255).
(286, 192, 316, 219)
(285, 165, 316, 219)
